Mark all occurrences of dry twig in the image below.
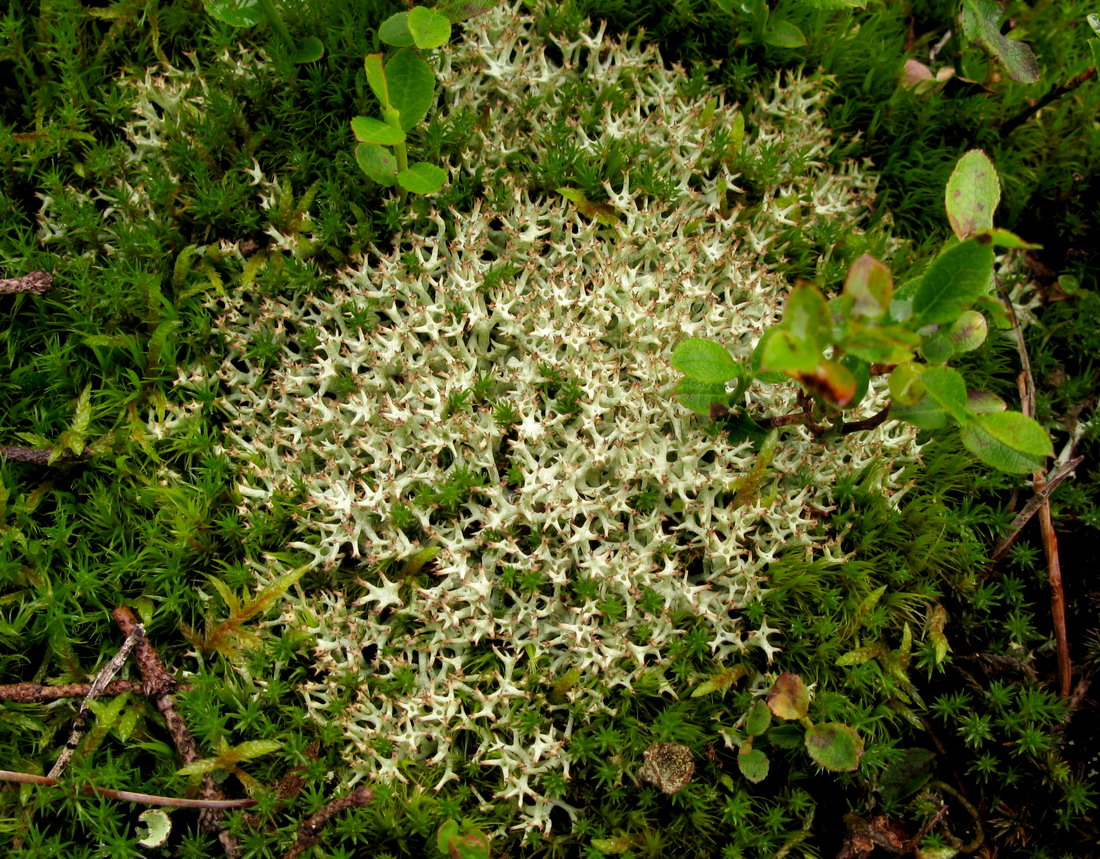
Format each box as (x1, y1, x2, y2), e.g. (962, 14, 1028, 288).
(0, 271, 54, 295)
(48, 625, 145, 779)
(0, 680, 141, 702)
(283, 786, 375, 859)
(112, 606, 243, 858)
(999, 285, 1072, 698)
(0, 771, 256, 809)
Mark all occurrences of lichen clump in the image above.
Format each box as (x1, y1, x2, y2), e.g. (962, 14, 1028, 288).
(163, 1, 920, 835)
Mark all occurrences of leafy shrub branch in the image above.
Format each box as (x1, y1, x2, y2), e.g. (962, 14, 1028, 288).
(673, 150, 1053, 474)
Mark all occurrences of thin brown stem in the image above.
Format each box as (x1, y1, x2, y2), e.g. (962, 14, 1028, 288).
(0, 271, 54, 295)
(1000, 66, 1098, 138)
(0, 446, 93, 464)
(986, 456, 1084, 569)
(0, 680, 142, 702)
(841, 402, 892, 435)
(998, 285, 1072, 698)
(0, 771, 256, 809)
(283, 786, 375, 859)
(112, 606, 243, 858)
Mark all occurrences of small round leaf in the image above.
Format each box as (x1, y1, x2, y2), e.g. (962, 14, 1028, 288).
(397, 162, 447, 195)
(767, 672, 810, 720)
(805, 722, 864, 772)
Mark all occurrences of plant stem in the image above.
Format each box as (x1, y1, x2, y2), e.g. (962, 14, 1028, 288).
(0, 271, 54, 294)
(112, 606, 243, 858)
(998, 285, 1073, 698)
(0, 771, 256, 808)
(283, 787, 375, 859)
(1000, 65, 1098, 137)
(48, 625, 145, 779)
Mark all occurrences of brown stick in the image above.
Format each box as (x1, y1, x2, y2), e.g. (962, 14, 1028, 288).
(0, 680, 142, 702)
(998, 286, 1072, 698)
(986, 456, 1084, 568)
(112, 606, 243, 858)
(841, 402, 893, 435)
(1000, 66, 1098, 137)
(0, 771, 256, 809)
(0, 446, 94, 464)
(49, 624, 146, 780)
(0, 271, 54, 295)
(283, 786, 375, 859)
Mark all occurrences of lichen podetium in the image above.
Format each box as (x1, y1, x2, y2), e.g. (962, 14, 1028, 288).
(157, 0, 920, 836)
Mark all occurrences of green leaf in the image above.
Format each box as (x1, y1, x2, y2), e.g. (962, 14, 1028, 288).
(738, 746, 770, 783)
(72, 384, 93, 435)
(351, 116, 405, 145)
(967, 390, 1006, 414)
(919, 366, 971, 424)
(750, 330, 790, 383)
(557, 188, 620, 225)
(888, 362, 925, 407)
(385, 49, 436, 131)
(672, 338, 742, 384)
(355, 143, 399, 186)
(729, 111, 745, 157)
(745, 700, 772, 736)
(589, 837, 634, 855)
(364, 54, 390, 107)
(959, 411, 1053, 473)
(782, 282, 831, 352)
(221, 739, 282, 762)
(794, 359, 858, 407)
(837, 643, 888, 667)
(767, 673, 810, 720)
(959, 0, 1039, 84)
(805, 723, 864, 771)
(760, 330, 820, 373)
(378, 11, 415, 46)
(1089, 12, 1100, 37)
(920, 329, 955, 365)
(762, 19, 806, 48)
(290, 36, 324, 64)
(203, 0, 263, 28)
(841, 321, 920, 364)
(841, 355, 870, 409)
(798, 0, 866, 7)
(407, 5, 452, 50)
(890, 392, 947, 430)
(843, 254, 893, 318)
(675, 377, 730, 415)
(1091, 38, 1100, 77)
(397, 162, 447, 195)
(945, 150, 1000, 239)
(976, 228, 1041, 249)
(929, 604, 949, 665)
(948, 310, 988, 352)
(912, 239, 995, 325)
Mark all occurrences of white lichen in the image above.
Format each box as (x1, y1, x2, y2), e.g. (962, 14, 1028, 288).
(153, 0, 923, 835)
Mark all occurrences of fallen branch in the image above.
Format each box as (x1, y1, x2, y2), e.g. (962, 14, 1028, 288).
(0, 446, 94, 464)
(0, 271, 54, 295)
(1000, 65, 1098, 138)
(986, 456, 1085, 568)
(48, 625, 146, 780)
(0, 771, 257, 809)
(0, 679, 142, 702)
(284, 786, 375, 859)
(112, 606, 243, 858)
